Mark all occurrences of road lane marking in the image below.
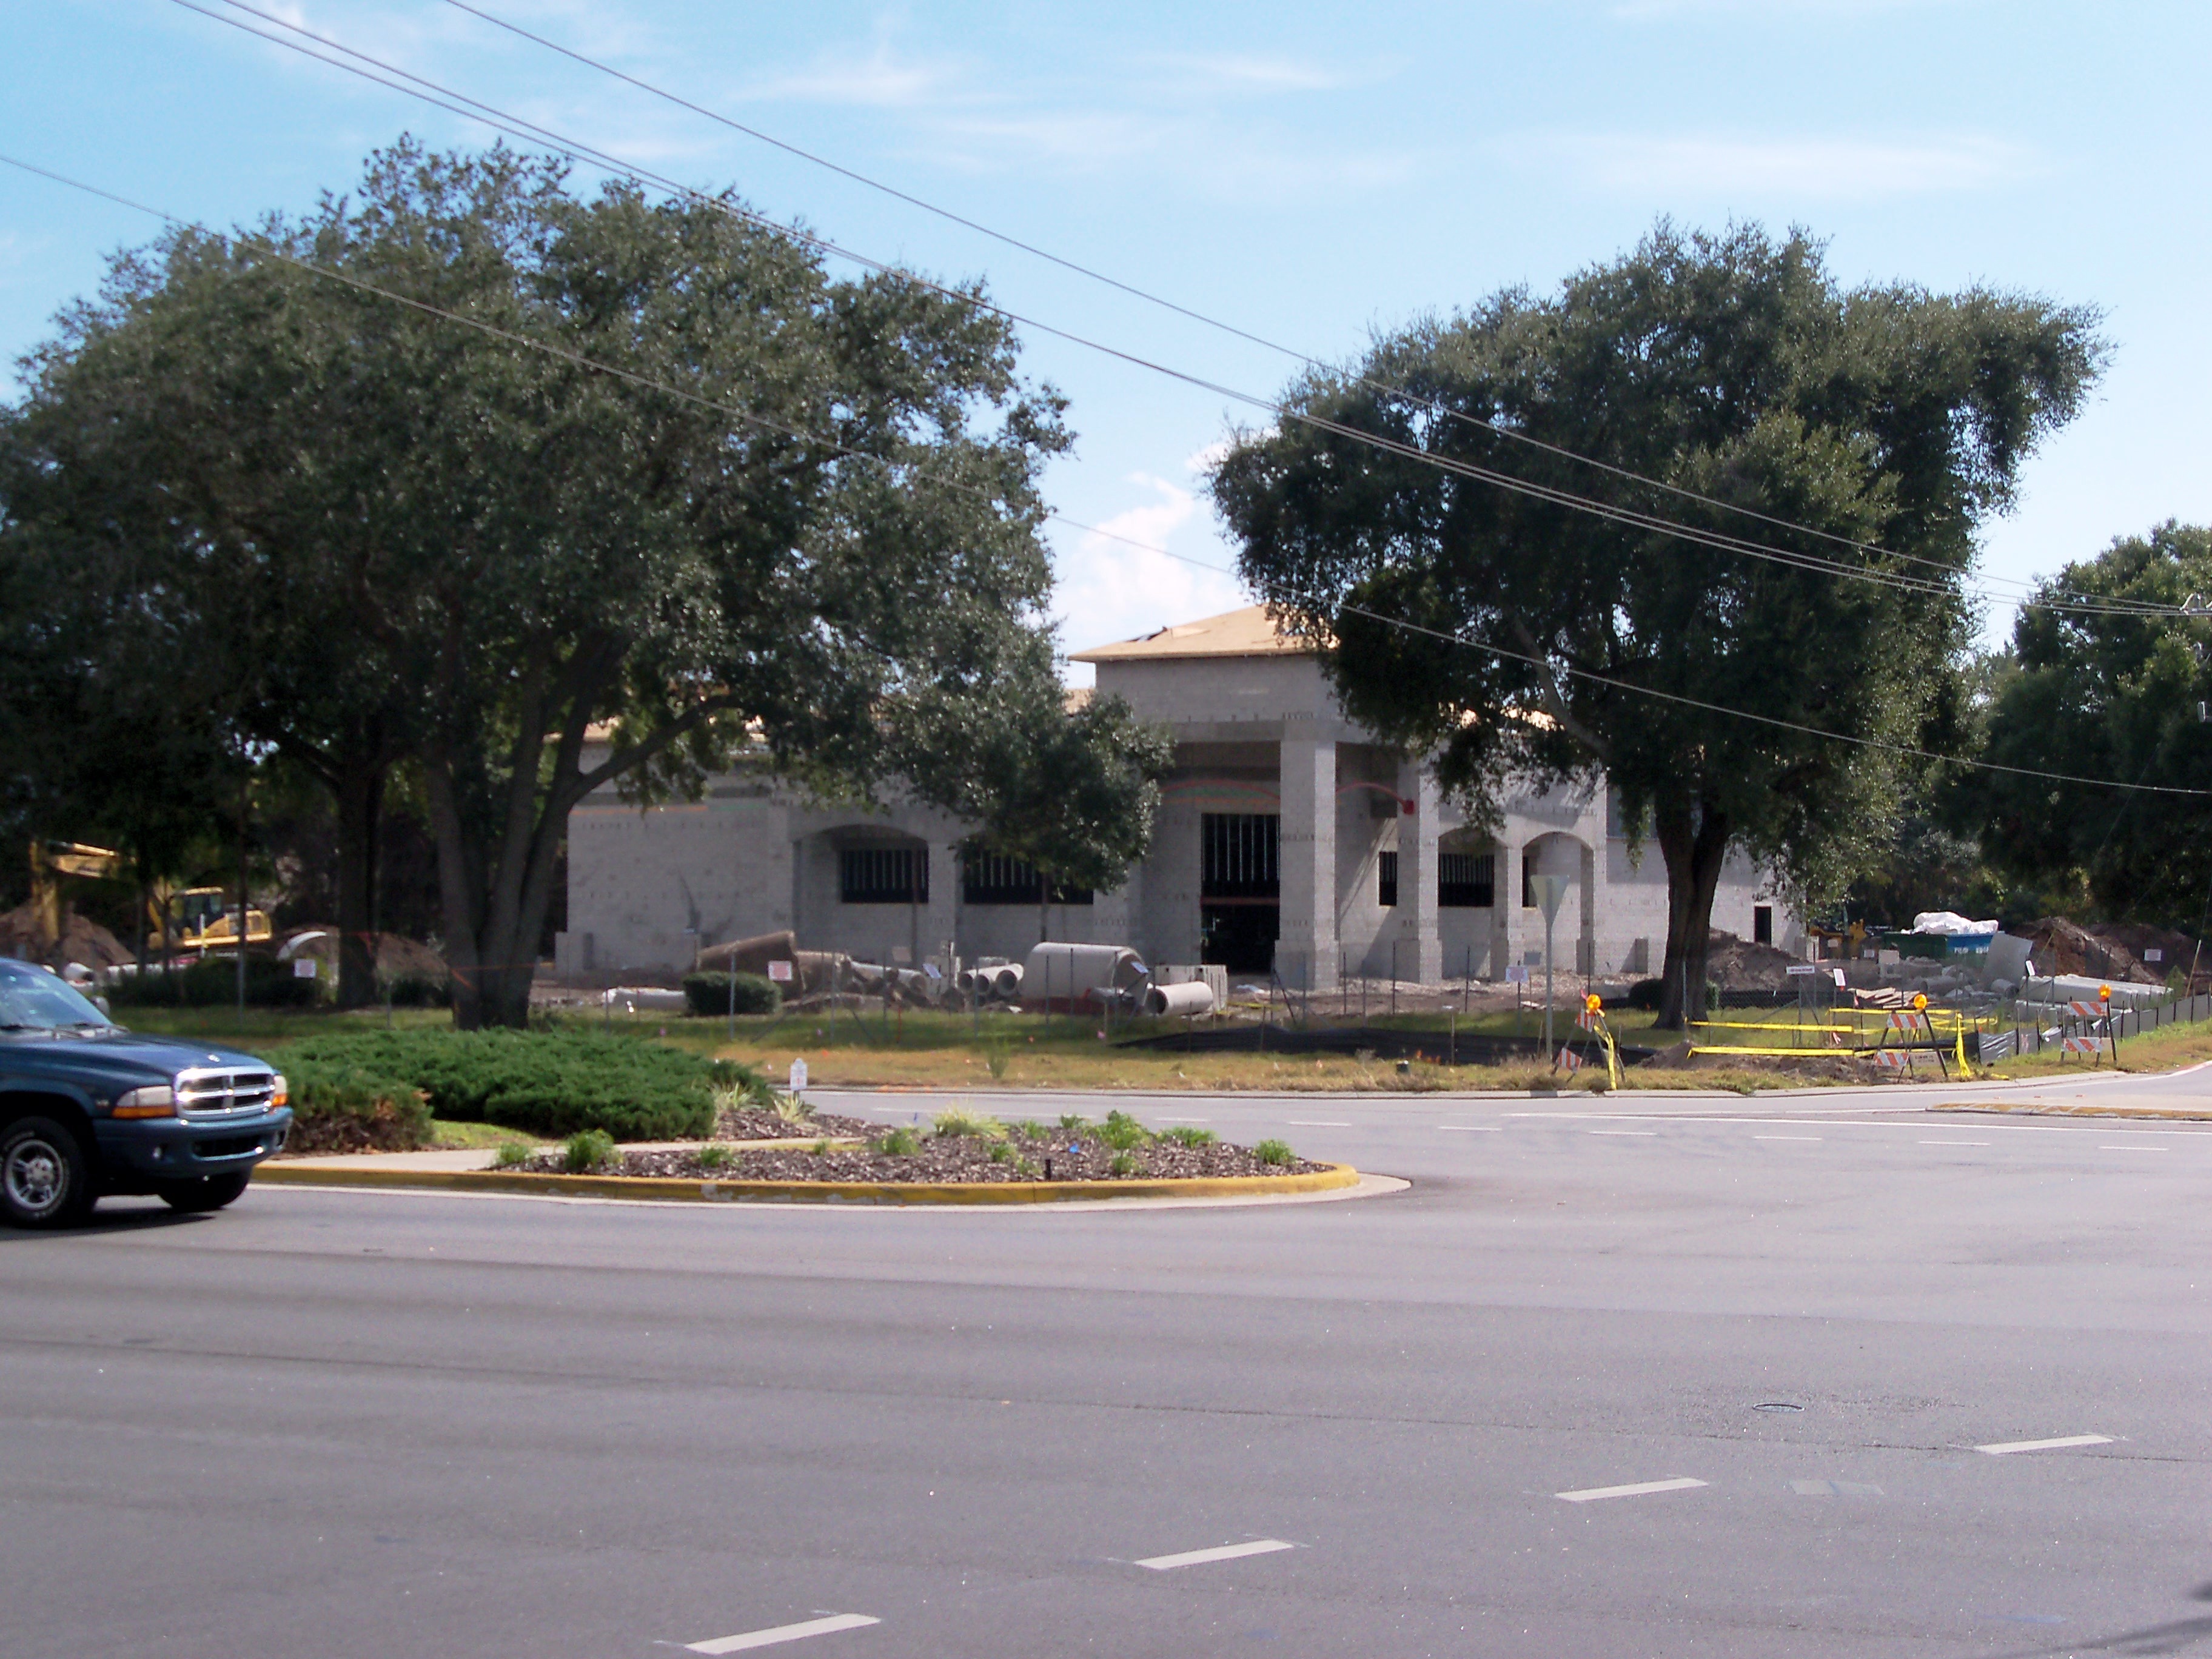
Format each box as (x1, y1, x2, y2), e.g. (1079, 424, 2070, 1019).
(1755, 1134, 1822, 1141)
(1555, 1476, 1707, 1503)
(1589, 1130, 1655, 1137)
(686, 1614, 880, 1653)
(1439, 1125, 1502, 1131)
(1287, 1120, 1351, 1127)
(1136, 1539, 1297, 1570)
(2100, 1144, 2167, 1151)
(1974, 1435, 2113, 1456)
(1919, 1139, 1989, 1146)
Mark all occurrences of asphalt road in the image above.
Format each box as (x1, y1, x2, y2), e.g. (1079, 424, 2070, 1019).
(7, 1065, 2211, 1658)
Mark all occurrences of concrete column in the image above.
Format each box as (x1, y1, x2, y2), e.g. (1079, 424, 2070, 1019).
(920, 840, 960, 974)
(1091, 863, 1141, 957)
(1578, 841, 1598, 977)
(1395, 759, 1443, 983)
(1489, 840, 1515, 980)
(1278, 732, 1338, 990)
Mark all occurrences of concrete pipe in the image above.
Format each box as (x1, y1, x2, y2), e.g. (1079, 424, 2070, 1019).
(1144, 980, 1216, 1018)
(991, 963, 1025, 999)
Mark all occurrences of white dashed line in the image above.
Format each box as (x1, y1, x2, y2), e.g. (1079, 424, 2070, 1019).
(1136, 1539, 1297, 1570)
(1287, 1121, 1351, 1128)
(1556, 1476, 1708, 1503)
(1589, 1130, 1655, 1137)
(1439, 1125, 1503, 1131)
(1754, 1134, 1822, 1141)
(1154, 1118, 1212, 1124)
(2100, 1144, 2167, 1151)
(1919, 1139, 1989, 1147)
(1974, 1435, 2113, 1456)
(686, 1614, 880, 1654)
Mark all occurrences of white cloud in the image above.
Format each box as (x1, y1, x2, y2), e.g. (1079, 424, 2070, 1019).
(737, 44, 956, 110)
(1512, 130, 2024, 201)
(1050, 473, 1247, 676)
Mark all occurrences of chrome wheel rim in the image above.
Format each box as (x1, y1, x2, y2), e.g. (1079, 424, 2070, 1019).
(5, 1138, 66, 1215)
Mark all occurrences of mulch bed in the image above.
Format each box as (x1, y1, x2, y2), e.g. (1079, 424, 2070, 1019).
(712, 1103, 876, 1141)
(524, 1121, 1327, 1184)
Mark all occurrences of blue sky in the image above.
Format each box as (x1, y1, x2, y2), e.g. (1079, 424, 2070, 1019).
(5, 1, 2207, 680)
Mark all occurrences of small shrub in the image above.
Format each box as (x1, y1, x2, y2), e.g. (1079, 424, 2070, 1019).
(934, 1103, 1004, 1139)
(988, 1141, 1012, 1164)
(680, 971, 782, 1019)
(494, 1139, 532, 1168)
(880, 1127, 920, 1156)
(380, 971, 451, 1008)
(811, 1137, 833, 1155)
(1109, 1151, 1136, 1176)
(563, 1129, 617, 1173)
(1059, 1112, 1090, 1132)
(1099, 1110, 1149, 1151)
(771, 1091, 814, 1125)
(1253, 1138, 1295, 1167)
(695, 1143, 732, 1169)
(282, 1062, 432, 1154)
(1008, 1120, 1050, 1139)
(981, 1037, 1011, 1080)
(1163, 1125, 1217, 1148)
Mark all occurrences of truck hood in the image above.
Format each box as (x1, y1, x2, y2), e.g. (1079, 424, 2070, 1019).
(0, 1028, 274, 1093)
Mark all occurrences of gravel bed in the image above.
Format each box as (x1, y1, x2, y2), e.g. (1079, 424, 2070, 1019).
(522, 1120, 1327, 1184)
(712, 1103, 876, 1141)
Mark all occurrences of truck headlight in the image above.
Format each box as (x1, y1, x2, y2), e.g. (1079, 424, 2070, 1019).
(271, 1074, 288, 1108)
(112, 1085, 176, 1119)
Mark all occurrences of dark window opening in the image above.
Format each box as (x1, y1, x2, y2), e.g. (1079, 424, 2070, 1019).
(840, 846, 927, 905)
(1377, 851, 1399, 908)
(1439, 851, 1494, 908)
(1521, 853, 1535, 910)
(1201, 813, 1279, 899)
(1754, 905, 1774, 946)
(961, 847, 1092, 907)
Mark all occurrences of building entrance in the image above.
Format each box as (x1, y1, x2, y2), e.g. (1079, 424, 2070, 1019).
(1199, 812, 1280, 973)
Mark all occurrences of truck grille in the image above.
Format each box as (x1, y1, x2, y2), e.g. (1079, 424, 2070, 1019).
(175, 1068, 277, 1119)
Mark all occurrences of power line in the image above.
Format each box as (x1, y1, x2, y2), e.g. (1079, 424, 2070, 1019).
(7, 149, 2201, 801)
(436, 0, 2139, 615)
(173, 0, 2174, 623)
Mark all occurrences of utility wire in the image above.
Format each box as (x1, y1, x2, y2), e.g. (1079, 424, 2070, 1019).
(7, 149, 2203, 800)
(437, 0, 2140, 616)
(174, 0, 2173, 622)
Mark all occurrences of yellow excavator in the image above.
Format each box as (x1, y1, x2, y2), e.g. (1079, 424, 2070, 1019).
(28, 841, 272, 954)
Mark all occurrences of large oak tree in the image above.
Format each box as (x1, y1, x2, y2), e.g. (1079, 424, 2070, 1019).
(1212, 224, 2102, 1025)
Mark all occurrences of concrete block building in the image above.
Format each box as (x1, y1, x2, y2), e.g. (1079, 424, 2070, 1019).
(556, 606, 1785, 987)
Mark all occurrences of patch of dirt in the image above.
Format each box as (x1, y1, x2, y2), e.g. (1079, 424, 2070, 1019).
(525, 1122, 1327, 1184)
(2018, 916, 2164, 984)
(0, 903, 131, 969)
(1704, 928, 1805, 991)
(710, 1103, 877, 1141)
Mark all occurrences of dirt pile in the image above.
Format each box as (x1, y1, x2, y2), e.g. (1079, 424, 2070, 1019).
(2084, 922, 2207, 987)
(2017, 916, 2163, 984)
(0, 902, 131, 969)
(1706, 928, 1803, 991)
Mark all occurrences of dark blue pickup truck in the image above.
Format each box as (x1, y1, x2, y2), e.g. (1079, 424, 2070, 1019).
(0, 958, 292, 1228)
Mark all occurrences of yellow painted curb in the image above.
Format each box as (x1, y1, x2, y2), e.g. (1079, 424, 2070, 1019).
(252, 1160, 1364, 1205)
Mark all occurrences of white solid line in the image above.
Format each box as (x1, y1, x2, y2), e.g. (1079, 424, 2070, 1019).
(1555, 1476, 1708, 1504)
(1439, 1125, 1503, 1131)
(1974, 1434, 2113, 1456)
(1589, 1130, 1655, 1136)
(1754, 1134, 1822, 1141)
(1287, 1120, 1351, 1127)
(1919, 1139, 1989, 1146)
(686, 1614, 880, 1654)
(2100, 1144, 2167, 1151)
(1135, 1538, 1297, 1570)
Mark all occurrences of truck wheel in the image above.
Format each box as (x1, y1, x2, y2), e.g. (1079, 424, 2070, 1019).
(1, 1116, 96, 1228)
(156, 1172, 252, 1213)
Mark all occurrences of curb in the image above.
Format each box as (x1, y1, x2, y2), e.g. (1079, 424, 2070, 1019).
(251, 1159, 1365, 1206)
(1931, 1102, 2212, 1124)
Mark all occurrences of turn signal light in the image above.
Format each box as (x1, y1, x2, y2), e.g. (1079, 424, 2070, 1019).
(112, 1085, 176, 1119)
(270, 1074, 289, 1108)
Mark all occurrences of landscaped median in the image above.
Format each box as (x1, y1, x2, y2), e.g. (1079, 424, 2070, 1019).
(256, 1104, 1366, 1205)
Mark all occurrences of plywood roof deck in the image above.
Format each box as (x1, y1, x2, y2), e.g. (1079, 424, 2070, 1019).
(1070, 605, 1313, 665)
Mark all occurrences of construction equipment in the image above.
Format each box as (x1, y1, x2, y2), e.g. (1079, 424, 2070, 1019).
(27, 841, 123, 952)
(26, 843, 270, 956)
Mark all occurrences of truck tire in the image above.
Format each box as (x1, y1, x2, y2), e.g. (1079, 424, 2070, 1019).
(1, 1116, 97, 1228)
(156, 1171, 252, 1213)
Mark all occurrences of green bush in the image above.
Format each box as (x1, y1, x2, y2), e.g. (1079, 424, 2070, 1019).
(564, 1129, 617, 1173)
(110, 956, 320, 1009)
(880, 1127, 920, 1156)
(255, 1028, 742, 1141)
(1099, 1109, 1149, 1151)
(1163, 1125, 1217, 1147)
(1253, 1138, 1295, 1167)
(282, 1061, 432, 1154)
(680, 972, 782, 1018)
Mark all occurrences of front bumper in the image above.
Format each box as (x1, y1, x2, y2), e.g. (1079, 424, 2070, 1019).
(93, 1107, 293, 1187)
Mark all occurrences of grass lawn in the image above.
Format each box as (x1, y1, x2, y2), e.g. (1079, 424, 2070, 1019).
(1985, 1014, 2212, 1081)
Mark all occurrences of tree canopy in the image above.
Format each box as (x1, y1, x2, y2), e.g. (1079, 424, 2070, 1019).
(1971, 522, 2212, 928)
(1212, 223, 2103, 1024)
(2, 141, 1091, 1025)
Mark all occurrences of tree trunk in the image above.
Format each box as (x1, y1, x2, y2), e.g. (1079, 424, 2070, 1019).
(1653, 799, 1732, 1031)
(423, 746, 569, 1031)
(333, 762, 385, 1010)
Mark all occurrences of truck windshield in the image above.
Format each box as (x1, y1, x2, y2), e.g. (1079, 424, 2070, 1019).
(0, 960, 116, 1031)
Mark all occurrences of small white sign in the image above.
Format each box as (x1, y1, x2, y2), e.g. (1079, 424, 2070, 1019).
(766, 959, 794, 982)
(2145, 948, 2164, 963)
(1786, 964, 1818, 976)
(1504, 963, 1530, 985)
(292, 957, 318, 979)
(1831, 969, 1848, 988)
(787, 1058, 808, 1094)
